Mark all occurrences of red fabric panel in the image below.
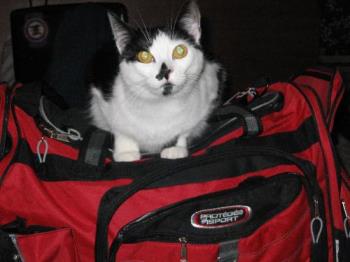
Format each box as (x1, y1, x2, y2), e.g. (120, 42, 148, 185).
(15, 107, 79, 160)
(0, 163, 132, 262)
(294, 76, 330, 116)
(262, 82, 312, 136)
(118, 242, 219, 262)
(17, 228, 79, 262)
(292, 67, 344, 131)
(299, 85, 342, 230)
(238, 189, 311, 261)
(327, 70, 344, 130)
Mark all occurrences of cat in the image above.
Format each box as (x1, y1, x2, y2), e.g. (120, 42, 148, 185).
(89, 1, 224, 162)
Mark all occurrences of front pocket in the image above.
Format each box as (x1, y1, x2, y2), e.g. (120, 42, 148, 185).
(1, 221, 80, 262)
(112, 174, 317, 262)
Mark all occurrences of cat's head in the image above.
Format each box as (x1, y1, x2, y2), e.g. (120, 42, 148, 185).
(108, 1, 205, 98)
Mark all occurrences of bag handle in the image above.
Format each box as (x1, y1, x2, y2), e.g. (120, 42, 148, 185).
(214, 104, 262, 136)
(76, 127, 112, 167)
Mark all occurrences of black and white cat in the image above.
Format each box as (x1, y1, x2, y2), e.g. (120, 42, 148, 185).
(90, 1, 223, 162)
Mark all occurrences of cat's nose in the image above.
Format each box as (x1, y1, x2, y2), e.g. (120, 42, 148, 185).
(156, 63, 172, 81)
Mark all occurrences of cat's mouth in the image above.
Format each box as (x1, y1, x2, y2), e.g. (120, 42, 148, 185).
(162, 83, 174, 96)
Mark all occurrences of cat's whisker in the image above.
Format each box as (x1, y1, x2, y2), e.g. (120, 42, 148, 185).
(168, 0, 175, 37)
(131, 17, 150, 43)
(171, 1, 187, 39)
(128, 2, 151, 43)
(134, 6, 151, 43)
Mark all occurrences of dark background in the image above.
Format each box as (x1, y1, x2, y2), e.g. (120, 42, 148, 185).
(127, 0, 322, 93)
(0, 0, 323, 94)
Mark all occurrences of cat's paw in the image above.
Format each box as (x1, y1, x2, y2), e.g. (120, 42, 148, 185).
(161, 146, 188, 159)
(114, 151, 141, 162)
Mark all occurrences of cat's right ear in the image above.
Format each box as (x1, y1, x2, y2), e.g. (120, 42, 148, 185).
(107, 11, 131, 54)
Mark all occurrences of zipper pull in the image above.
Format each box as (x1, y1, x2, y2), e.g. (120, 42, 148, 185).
(310, 198, 324, 244)
(179, 237, 188, 262)
(341, 200, 350, 238)
(335, 239, 340, 262)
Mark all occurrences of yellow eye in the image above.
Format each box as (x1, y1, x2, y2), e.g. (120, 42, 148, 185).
(172, 44, 188, 59)
(137, 51, 154, 63)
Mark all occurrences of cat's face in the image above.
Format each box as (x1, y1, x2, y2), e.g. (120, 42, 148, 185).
(108, 1, 204, 98)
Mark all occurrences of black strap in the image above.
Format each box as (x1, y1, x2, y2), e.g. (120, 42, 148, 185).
(218, 240, 239, 262)
(77, 127, 111, 167)
(214, 104, 262, 136)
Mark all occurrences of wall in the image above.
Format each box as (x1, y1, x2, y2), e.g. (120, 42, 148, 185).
(0, 0, 321, 92)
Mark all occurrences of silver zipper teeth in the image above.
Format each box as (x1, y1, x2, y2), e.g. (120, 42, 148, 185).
(9, 234, 25, 262)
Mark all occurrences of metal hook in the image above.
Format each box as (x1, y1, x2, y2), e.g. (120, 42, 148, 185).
(36, 137, 48, 163)
(310, 216, 324, 244)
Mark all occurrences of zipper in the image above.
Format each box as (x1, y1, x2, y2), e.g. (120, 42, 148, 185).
(179, 237, 188, 262)
(110, 174, 322, 261)
(189, 92, 283, 152)
(9, 234, 24, 262)
(100, 147, 324, 262)
(335, 239, 339, 262)
(341, 200, 350, 239)
(116, 173, 319, 244)
(310, 198, 324, 244)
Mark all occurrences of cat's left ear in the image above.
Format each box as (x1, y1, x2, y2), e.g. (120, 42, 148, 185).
(178, 1, 201, 44)
(107, 11, 131, 54)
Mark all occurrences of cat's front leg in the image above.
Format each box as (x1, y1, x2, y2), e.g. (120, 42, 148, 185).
(113, 134, 141, 162)
(161, 135, 189, 159)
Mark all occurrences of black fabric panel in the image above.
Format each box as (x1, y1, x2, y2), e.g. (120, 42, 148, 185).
(44, 3, 126, 108)
(1, 218, 54, 235)
(232, 116, 319, 153)
(0, 87, 12, 160)
(146, 154, 291, 188)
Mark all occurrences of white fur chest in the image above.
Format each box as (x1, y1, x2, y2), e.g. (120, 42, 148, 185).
(90, 60, 220, 153)
(92, 62, 218, 152)
(110, 84, 208, 151)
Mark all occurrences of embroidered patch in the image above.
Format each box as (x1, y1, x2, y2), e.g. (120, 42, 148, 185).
(191, 205, 251, 229)
(24, 15, 49, 45)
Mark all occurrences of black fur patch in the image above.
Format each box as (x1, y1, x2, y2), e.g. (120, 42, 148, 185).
(90, 25, 202, 100)
(89, 40, 119, 100)
(122, 26, 201, 62)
